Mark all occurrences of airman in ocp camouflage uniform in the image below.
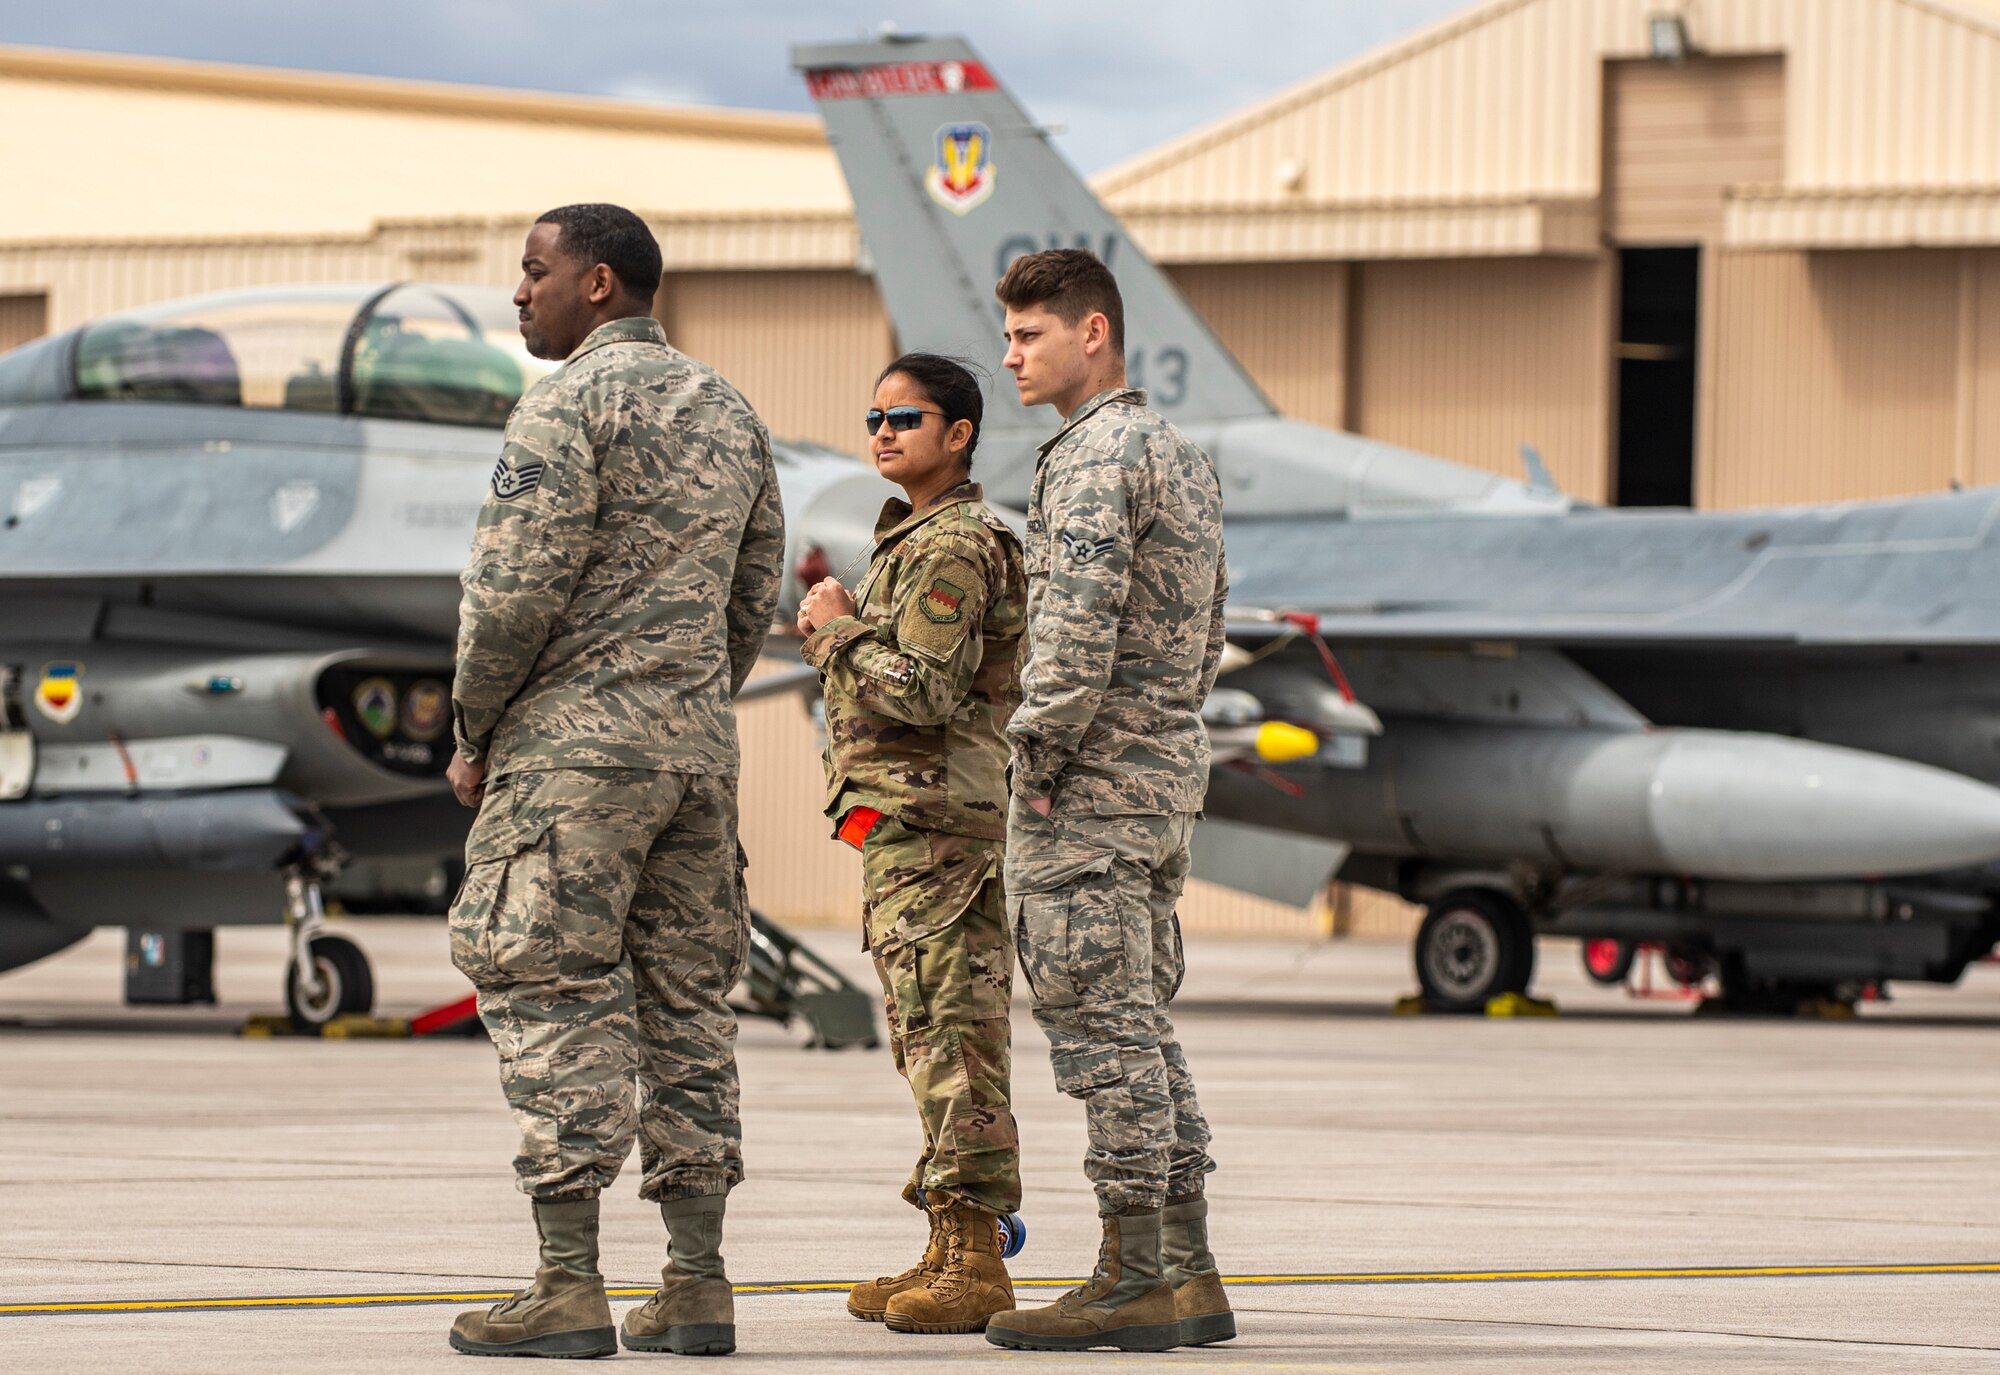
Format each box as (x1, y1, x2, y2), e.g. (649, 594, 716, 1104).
(798, 354, 1026, 1336)
(986, 249, 1234, 1355)
(446, 204, 782, 1361)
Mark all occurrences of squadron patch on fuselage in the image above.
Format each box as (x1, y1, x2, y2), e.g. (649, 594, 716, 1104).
(491, 458, 545, 501)
(33, 661, 83, 724)
(1061, 531, 1117, 564)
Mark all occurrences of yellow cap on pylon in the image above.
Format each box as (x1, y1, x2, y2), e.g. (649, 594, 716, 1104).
(1254, 721, 1319, 764)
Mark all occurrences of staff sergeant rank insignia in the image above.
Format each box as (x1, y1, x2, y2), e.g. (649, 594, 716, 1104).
(490, 457, 545, 501)
(921, 577, 966, 623)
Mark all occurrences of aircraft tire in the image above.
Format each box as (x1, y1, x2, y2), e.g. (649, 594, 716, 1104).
(1415, 889, 1535, 1012)
(287, 935, 375, 1030)
(1580, 937, 1636, 986)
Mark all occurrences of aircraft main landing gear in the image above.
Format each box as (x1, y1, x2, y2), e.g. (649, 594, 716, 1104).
(283, 871, 374, 1030)
(1414, 888, 1536, 1013)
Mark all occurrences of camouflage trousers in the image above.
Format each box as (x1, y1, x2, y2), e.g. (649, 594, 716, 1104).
(1005, 802, 1215, 1214)
(450, 767, 749, 1203)
(857, 814, 1021, 1216)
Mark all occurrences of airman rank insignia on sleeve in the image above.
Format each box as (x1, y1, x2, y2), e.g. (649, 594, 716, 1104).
(921, 577, 966, 623)
(491, 457, 545, 501)
(1062, 531, 1117, 564)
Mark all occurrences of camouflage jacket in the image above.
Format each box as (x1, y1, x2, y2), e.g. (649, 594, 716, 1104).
(801, 479, 1025, 840)
(1010, 387, 1228, 814)
(453, 315, 785, 777)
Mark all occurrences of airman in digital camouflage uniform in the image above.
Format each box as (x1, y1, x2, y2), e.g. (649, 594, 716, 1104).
(982, 250, 1235, 1355)
(444, 204, 784, 1360)
(797, 353, 1027, 1336)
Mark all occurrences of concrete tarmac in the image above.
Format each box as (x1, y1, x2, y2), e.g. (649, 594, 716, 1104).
(2, 920, 1997, 1373)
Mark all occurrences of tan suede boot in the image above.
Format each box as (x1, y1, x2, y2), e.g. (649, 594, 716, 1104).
(847, 1204, 946, 1321)
(449, 1198, 616, 1358)
(882, 1201, 1016, 1334)
(984, 1210, 1179, 1353)
(621, 1193, 735, 1356)
(1162, 1194, 1235, 1345)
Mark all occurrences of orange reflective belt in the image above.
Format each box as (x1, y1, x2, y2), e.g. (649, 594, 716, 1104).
(837, 806, 883, 849)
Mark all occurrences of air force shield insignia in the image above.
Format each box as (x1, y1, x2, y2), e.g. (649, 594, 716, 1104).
(925, 122, 995, 216)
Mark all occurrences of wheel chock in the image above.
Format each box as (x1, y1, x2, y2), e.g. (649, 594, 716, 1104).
(1484, 993, 1559, 1017)
(320, 1014, 411, 1039)
(1392, 994, 1430, 1015)
(239, 1012, 412, 1038)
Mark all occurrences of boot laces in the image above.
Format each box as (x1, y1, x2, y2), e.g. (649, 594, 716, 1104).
(929, 1212, 975, 1302)
(872, 1213, 946, 1287)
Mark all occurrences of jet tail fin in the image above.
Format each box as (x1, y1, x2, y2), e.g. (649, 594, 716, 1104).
(792, 35, 1274, 433)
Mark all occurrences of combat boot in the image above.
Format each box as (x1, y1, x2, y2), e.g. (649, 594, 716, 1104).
(621, 1192, 736, 1356)
(1162, 1194, 1235, 1345)
(847, 1203, 947, 1321)
(984, 1209, 1178, 1353)
(882, 1200, 1015, 1334)
(449, 1197, 616, 1358)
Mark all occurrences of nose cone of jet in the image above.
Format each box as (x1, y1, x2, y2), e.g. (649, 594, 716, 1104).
(1647, 733, 2000, 880)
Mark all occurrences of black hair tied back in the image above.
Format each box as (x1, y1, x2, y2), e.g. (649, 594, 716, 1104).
(878, 352, 985, 468)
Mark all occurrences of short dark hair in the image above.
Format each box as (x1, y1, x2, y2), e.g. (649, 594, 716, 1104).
(534, 203, 663, 300)
(878, 353, 984, 469)
(994, 248, 1124, 356)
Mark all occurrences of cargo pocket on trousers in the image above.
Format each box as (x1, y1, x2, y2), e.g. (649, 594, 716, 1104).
(1049, 1043, 1123, 1098)
(449, 779, 557, 988)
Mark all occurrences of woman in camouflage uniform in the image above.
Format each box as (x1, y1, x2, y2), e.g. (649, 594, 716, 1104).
(797, 353, 1027, 1335)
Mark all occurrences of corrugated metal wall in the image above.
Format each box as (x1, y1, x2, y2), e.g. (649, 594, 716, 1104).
(1102, 0, 2000, 216)
(1705, 248, 1966, 507)
(1350, 255, 1613, 499)
(1167, 263, 1350, 427)
(658, 270, 893, 453)
(1605, 56, 1786, 244)
(0, 293, 46, 351)
(1976, 251, 2000, 487)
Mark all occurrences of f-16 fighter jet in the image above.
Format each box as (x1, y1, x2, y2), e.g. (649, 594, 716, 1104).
(793, 32, 2000, 1011)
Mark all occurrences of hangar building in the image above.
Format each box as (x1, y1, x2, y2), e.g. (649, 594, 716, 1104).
(4, 0, 1999, 934)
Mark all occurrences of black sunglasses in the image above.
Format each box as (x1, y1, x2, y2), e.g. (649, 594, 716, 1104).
(866, 406, 945, 435)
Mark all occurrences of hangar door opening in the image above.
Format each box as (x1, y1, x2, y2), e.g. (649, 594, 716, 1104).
(1614, 248, 1699, 508)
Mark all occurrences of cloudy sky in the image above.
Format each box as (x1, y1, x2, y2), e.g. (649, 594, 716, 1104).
(10, 1, 1470, 171)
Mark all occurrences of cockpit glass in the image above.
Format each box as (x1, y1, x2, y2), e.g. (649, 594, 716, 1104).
(67, 283, 557, 428)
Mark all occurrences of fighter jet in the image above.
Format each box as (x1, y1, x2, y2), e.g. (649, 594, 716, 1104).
(794, 33, 2000, 1011)
(0, 281, 879, 1027)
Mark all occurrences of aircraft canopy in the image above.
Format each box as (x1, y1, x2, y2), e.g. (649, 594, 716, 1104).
(0, 283, 556, 428)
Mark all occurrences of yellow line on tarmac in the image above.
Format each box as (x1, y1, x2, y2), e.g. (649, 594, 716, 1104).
(4, 1262, 1995, 1317)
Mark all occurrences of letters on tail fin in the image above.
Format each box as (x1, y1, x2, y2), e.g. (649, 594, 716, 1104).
(792, 35, 1274, 441)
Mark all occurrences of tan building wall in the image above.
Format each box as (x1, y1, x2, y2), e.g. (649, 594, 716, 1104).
(0, 294, 47, 352)
(1168, 263, 1351, 428)
(1604, 56, 1786, 245)
(1350, 255, 1614, 499)
(1705, 248, 2000, 508)
(1977, 252, 2000, 488)
(659, 270, 894, 453)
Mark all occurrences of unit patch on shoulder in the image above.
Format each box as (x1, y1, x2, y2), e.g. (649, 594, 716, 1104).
(491, 457, 545, 501)
(33, 661, 83, 725)
(921, 577, 967, 624)
(1061, 531, 1118, 564)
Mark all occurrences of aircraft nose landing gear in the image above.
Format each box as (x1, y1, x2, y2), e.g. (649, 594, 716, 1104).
(283, 871, 374, 1030)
